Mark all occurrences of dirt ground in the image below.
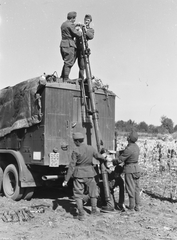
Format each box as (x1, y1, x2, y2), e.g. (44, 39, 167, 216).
(0, 174, 177, 240)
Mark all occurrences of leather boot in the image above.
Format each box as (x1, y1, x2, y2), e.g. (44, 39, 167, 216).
(90, 198, 100, 215)
(83, 194, 89, 206)
(75, 198, 85, 220)
(135, 187, 141, 209)
(79, 69, 84, 79)
(128, 197, 135, 210)
(60, 66, 64, 79)
(101, 198, 115, 213)
(63, 65, 71, 82)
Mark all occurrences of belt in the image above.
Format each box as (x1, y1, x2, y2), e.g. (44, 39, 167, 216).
(76, 165, 92, 167)
(126, 162, 138, 165)
(62, 38, 73, 40)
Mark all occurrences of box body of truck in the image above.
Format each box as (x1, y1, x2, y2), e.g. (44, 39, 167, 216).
(0, 77, 115, 200)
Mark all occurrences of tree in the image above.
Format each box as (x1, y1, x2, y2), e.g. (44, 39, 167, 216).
(160, 115, 174, 134)
(115, 117, 176, 134)
(125, 119, 137, 132)
(115, 120, 126, 132)
(148, 124, 158, 134)
(138, 121, 148, 132)
(157, 126, 168, 134)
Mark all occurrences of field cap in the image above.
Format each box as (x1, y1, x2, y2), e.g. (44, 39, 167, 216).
(73, 132, 84, 140)
(84, 14, 92, 22)
(67, 11, 77, 19)
(129, 130, 138, 143)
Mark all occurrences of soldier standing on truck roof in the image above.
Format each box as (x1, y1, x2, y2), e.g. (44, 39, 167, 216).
(75, 14, 94, 80)
(62, 132, 106, 221)
(60, 12, 82, 82)
(112, 130, 142, 212)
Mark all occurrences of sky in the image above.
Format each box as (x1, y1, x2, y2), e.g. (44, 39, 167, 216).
(0, 0, 177, 126)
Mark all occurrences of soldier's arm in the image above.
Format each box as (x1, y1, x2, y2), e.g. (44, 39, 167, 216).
(119, 147, 131, 162)
(93, 148, 106, 162)
(69, 23, 82, 38)
(113, 147, 131, 165)
(86, 28, 94, 40)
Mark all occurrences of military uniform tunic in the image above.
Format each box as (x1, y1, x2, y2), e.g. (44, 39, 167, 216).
(116, 142, 141, 209)
(60, 20, 82, 79)
(65, 142, 104, 199)
(76, 26, 94, 79)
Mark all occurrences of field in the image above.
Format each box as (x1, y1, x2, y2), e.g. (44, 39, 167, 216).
(0, 138, 177, 240)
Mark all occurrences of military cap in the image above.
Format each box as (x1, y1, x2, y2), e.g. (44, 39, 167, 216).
(67, 11, 77, 20)
(129, 130, 138, 143)
(84, 14, 92, 22)
(73, 132, 84, 140)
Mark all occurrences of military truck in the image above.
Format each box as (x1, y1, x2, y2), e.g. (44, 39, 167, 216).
(0, 76, 116, 200)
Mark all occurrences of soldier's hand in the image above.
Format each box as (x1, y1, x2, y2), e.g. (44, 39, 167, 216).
(119, 162, 124, 167)
(62, 180, 67, 187)
(75, 25, 81, 31)
(78, 27, 83, 33)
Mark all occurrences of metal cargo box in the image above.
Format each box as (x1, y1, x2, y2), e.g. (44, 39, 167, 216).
(0, 78, 115, 168)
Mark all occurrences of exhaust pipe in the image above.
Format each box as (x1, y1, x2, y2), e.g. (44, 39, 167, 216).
(42, 175, 62, 181)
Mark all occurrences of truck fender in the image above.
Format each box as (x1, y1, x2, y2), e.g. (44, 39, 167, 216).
(0, 150, 37, 187)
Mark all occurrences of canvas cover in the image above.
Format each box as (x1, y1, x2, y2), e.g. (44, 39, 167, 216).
(0, 77, 46, 138)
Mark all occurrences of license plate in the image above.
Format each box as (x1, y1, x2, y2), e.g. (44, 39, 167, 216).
(49, 153, 60, 167)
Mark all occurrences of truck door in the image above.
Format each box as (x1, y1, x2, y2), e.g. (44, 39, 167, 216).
(44, 86, 72, 166)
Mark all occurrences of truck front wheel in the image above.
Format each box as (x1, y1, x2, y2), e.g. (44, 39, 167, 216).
(3, 164, 24, 201)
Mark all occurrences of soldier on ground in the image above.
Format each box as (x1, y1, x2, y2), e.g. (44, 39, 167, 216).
(60, 12, 82, 82)
(112, 130, 141, 212)
(62, 132, 106, 221)
(99, 149, 125, 212)
(108, 164, 125, 211)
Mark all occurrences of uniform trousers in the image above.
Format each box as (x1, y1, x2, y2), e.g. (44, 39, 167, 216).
(73, 177, 98, 199)
(124, 173, 141, 209)
(77, 52, 85, 79)
(110, 176, 125, 207)
(60, 46, 76, 80)
(73, 177, 98, 216)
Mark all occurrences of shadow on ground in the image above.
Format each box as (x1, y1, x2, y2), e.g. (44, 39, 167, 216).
(52, 198, 78, 216)
(144, 190, 177, 203)
(52, 198, 91, 216)
(33, 186, 73, 200)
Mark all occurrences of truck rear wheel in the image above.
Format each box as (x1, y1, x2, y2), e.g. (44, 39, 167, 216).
(3, 164, 24, 201)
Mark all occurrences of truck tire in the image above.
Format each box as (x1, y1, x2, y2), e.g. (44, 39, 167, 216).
(23, 187, 35, 200)
(3, 164, 24, 201)
(0, 167, 3, 195)
(0, 161, 6, 196)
